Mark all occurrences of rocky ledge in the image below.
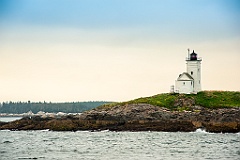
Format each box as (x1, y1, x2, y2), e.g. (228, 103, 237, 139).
(1, 104, 240, 133)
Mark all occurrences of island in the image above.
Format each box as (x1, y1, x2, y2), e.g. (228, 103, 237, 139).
(1, 91, 240, 133)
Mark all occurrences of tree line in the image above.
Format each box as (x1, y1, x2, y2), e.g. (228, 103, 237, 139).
(0, 101, 111, 114)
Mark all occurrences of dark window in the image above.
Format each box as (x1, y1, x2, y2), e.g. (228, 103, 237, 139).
(199, 80, 200, 84)
(191, 71, 193, 75)
(183, 82, 185, 85)
(191, 82, 192, 85)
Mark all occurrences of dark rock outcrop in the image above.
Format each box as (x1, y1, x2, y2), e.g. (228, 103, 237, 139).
(1, 104, 240, 133)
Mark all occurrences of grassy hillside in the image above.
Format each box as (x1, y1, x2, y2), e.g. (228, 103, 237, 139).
(99, 91, 240, 110)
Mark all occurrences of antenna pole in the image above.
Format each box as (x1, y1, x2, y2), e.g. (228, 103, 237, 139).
(188, 48, 190, 59)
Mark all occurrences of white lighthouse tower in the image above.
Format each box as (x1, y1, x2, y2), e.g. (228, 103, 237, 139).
(186, 50, 202, 93)
(175, 50, 202, 94)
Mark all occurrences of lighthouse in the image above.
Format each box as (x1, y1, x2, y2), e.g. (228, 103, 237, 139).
(175, 50, 202, 94)
(186, 50, 202, 92)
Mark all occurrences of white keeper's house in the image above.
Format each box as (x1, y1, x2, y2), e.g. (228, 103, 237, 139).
(174, 50, 202, 94)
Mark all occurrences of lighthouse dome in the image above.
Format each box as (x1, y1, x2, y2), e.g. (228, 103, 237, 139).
(190, 50, 197, 60)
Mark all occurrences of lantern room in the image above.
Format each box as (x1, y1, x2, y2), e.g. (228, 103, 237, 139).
(190, 50, 197, 60)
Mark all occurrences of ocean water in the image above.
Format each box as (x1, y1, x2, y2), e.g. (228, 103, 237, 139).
(0, 117, 22, 122)
(0, 130, 239, 160)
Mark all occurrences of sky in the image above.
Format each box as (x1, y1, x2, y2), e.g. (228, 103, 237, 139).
(0, 0, 240, 102)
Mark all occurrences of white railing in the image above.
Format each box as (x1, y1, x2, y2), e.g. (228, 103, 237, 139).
(186, 57, 202, 61)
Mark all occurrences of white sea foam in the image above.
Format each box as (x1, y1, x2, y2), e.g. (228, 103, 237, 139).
(195, 128, 208, 133)
(190, 128, 214, 134)
(39, 129, 50, 132)
(100, 129, 110, 132)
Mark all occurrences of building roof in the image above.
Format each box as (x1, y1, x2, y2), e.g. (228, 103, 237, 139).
(177, 72, 194, 81)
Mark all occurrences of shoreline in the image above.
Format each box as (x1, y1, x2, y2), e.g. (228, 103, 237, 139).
(1, 103, 239, 133)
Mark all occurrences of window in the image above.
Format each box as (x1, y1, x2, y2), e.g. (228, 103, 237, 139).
(199, 80, 200, 84)
(191, 71, 193, 75)
(191, 82, 192, 85)
(183, 82, 185, 85)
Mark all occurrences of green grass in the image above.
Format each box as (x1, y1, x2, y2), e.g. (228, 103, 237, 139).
(98, 91, 240, 110)
(127, 93, 177, 110)
(193, 91, 240, 109)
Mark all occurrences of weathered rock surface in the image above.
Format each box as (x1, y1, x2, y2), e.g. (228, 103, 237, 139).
(1, 104, 240, 133)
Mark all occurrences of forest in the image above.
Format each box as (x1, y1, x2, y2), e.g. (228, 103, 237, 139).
(0, 101, 111, 114)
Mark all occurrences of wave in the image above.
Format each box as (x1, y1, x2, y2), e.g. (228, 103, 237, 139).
(100, 129, 110, 132)
(190, 128, 213, 134)
(193, 128, 240, 134)
(38, 129, 50, 132)
(195, 128, 208, 133)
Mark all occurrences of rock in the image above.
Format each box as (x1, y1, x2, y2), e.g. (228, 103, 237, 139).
(174, 96, 195, 107)
(0, 121, 7, 127)
(76, 104, 240, 132)
(0, 104, 240, 133)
